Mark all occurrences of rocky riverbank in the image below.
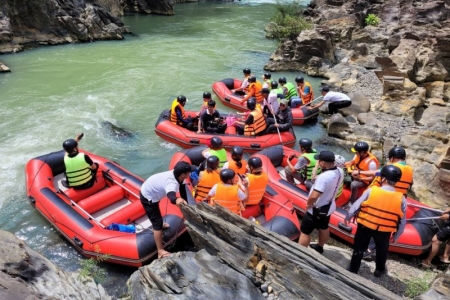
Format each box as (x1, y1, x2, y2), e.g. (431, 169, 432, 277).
(265, 0, 450, 207)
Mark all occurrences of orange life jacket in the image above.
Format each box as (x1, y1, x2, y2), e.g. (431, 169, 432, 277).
(246, 171, 269, 205)
(357, 186, 404, 232)
(195, 170, 221, 202)
(170, 99, 185, 126)
(245, 81, 264, 103)
(300, 81, 314, 105)
(349, 153, 380, 184)
(369, 162, 413, 195)
(227, 159, 248, 177)
(212, 183, 241, 215)
(244, 108, 267, 136)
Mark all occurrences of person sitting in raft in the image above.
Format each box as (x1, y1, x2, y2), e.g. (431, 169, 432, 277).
(285, 138, 319, 191)
(197, 91, 212, 119)
(205, 169, 249, 216)
(278, 77, 298, 106)
(245, 157, 269, 206)
(198, 99, 226, 134)
(308, 86, 351, 114)
(170, 95, 197, 131)
(291, 76, 314, 108)
(222, 146, 248, 176)
(266, 99, 293, 134)
(270, 81, 285, 100)
(202, 136, 227, 168)
(62, 133, 98, 190)
(421, 207, 450, 269)
(231, 68, 252, 95)
(233, 99, 267, 136)
(345, 141, 380, 205)
(262, 88, 277, 119)
(262, 72, 272, 89)
(242, 76, 264, 108)
(194, 156, 221, 203)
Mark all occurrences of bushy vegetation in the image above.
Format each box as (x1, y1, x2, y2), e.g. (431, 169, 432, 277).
(404, 271, 433, 298)
(78, 247, 110, 284)
(365, 14, 380, 26)
(270, 1, 313, 41)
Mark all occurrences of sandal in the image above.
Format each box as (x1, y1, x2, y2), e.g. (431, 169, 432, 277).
(413, 258, 433, 270)
(439, 256, 450, 264)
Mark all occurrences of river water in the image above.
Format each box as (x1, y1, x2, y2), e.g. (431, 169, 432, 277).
(0, 0, 348, 297)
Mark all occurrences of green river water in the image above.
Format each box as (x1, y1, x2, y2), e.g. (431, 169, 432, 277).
(0, 1, 348, 296)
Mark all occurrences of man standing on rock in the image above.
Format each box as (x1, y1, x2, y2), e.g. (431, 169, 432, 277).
(345, 165, 406, 277)
(299, 151, 343, 254)
(308, 86, 351, 114)
(140, 161, 192, 259)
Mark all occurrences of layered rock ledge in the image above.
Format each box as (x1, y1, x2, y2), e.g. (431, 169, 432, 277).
(265, 0, 450, 207)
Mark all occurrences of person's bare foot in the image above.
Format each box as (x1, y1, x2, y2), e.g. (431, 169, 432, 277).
(158, 250, 171, 259)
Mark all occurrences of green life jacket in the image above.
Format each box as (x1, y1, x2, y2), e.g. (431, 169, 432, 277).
(284, 82, 298, 100)
(209, 149, 227, 168)
(64, 153, 92, 187)
(272, 88, 284, 98)
(299, 152, 321, 180)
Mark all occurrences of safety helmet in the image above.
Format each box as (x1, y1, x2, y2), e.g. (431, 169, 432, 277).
(63, 139, 78, 152)
(203, 92, 212, 99)
(206, 155, 220, 170)
(299, 138, 313, 150)
(247, 98, 256, 110)
(295, 76, 304, 83)
(380, 165, 402, 182)
(334, 155, 346, 168)
(263, 72, 271, 79)
(177, 95, 187, 104)
(278, 77, 287, 84)
(220, 169, 236, 183)
(243, 68, 251, 75)
(388, 146, 406, 160)
(352, 141, 369, 153)
(248, 157, 263, 169)
(248, 76, 257, 83)
(210, 136, 223, 148)
(231, 146, 244, 160)
(271, 81, 278, 89)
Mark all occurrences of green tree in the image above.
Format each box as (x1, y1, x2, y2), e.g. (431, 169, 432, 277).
(270, 1, 313, 41)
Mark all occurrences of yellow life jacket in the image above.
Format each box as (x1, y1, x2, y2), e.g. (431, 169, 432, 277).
(64, 153, 92, 187)
(195, 170, 221, 202)
(212, 183, 241, 215)
(357, 186, 404, 232)
(244, 108, 267, 136)
(170, 99, 186, 126)
(246, 171, 268, 205)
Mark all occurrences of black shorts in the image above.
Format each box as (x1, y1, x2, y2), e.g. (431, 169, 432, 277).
(436, 226, 450, 242)
(140, 192, 163, 231)
(301, 208, 331, 234)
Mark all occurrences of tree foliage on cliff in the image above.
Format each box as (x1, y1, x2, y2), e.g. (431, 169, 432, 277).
(270, 1, 312, 41)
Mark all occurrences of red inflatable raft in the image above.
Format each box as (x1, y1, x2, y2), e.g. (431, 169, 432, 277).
(168, 146, 301, 241)
(25, 150, 186, 267)
(154, 109, 296, 153)
(212, 78, 320, 125)
(252, 145, 443, 256)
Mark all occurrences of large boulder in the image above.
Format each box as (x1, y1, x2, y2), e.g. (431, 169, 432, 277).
(122, 0, 174, 15)
(126, 203, 402, 300)
(339, 91, 371, 116)
(0, 230, 110, 300)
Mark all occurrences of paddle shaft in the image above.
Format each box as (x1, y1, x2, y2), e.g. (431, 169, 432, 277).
(304, 95, 323, 107)
(407, 216, 443, 221)
(269, 102, 283, 143)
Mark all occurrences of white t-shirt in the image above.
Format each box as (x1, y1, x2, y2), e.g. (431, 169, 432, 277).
(307, 168, 342, 215)
(240, 78, 249, 89)
(141, 170, 180, 203)
(323, 91, 350, 103)
(266, 92, 279, 113)
(208, 183, 246, 200)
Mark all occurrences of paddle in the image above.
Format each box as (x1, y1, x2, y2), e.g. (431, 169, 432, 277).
(269, 102, 283, 144)
(407, 216, 444, 222)
(304, 95, 323, 108)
